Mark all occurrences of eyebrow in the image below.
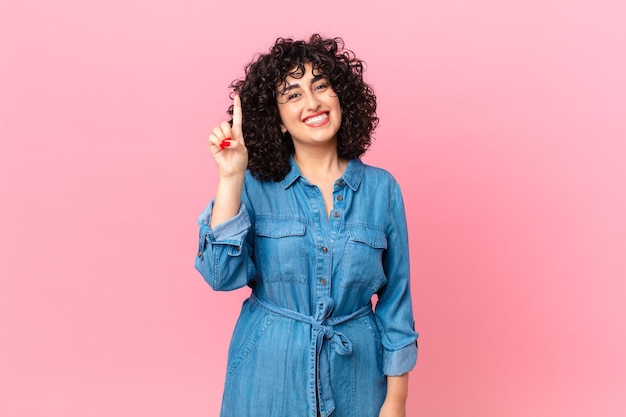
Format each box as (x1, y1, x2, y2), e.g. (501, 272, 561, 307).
(279, 74, 328, 94)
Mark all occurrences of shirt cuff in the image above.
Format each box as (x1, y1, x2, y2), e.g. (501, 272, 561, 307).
(197, 200, 251, 245)
(383, 341, 418, 376)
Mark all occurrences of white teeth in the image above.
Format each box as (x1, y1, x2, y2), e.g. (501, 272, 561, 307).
(304, 114, 328, 124)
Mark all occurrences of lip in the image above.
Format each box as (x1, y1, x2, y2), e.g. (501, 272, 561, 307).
(302, 111, 330, 127)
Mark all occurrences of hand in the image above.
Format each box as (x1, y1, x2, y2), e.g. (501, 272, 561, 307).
(378, 399, 406, 417)
(208, 94, 248, 179)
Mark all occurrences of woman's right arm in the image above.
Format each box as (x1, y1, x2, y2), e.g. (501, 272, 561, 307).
(195, 95, 256, 291)
(209, 94, 248, 227)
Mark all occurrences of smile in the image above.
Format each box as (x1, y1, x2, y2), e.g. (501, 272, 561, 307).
(303, 112, 329, 127)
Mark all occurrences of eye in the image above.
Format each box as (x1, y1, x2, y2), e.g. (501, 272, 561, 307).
(314, 83, 329, 91)
(277, 90, 302, 104)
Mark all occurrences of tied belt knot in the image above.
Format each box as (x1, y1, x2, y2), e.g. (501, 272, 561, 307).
(321, 324, 336, 340)
(250, 293, 371, 417)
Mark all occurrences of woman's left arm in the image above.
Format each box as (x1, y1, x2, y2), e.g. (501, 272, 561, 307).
(379, 373, 409, 417)
(375, 181, 418, 414)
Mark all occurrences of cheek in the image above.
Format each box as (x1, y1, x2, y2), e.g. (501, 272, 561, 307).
(277, 108, 288, 130)
(329, 96, 342, 115)
(279, 107, 299, 127)
(333, 104, 342, 122)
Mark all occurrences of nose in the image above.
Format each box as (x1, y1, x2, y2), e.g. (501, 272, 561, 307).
(304, 90, 321, 111)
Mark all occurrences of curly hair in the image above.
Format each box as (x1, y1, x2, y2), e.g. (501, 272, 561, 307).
(227, 34, 378, 181)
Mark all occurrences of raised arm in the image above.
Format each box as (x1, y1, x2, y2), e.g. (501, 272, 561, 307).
(196, 94, 255, 291)
(208, 94, 248, 227)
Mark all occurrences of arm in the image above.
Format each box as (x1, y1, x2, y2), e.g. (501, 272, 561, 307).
(211, 175, 244, 228)
(209, 94, 248, 227)
(195, 95, 255, 290)
(379, 373, 409, 417)
(195, 196, 256, 291)
(375, 183, 418, 413)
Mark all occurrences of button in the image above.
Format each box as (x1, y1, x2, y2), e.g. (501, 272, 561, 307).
(336, 195, 343, 201)
(197, 250, 202, 257)
(320, 278, 327, 285)
(322, 246, 328, 253)
(336, 180, 344, 187)
(333, 211, 340, 218)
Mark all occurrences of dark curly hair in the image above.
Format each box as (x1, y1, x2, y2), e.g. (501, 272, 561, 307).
(227, 34, 378, 181)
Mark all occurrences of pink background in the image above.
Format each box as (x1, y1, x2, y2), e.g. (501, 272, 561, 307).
(2, 0, 625, 416)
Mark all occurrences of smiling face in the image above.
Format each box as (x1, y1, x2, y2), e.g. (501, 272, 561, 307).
(276, 62, 342, 151)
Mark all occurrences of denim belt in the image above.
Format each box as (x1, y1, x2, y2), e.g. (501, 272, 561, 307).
(250, 293, 372, 417)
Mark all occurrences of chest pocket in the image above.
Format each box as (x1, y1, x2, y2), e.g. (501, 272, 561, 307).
(255, 218, 308, 284)
(341, 226, 388, 290)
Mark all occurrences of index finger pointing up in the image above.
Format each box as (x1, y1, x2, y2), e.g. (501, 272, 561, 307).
(232, 94, 243, 136)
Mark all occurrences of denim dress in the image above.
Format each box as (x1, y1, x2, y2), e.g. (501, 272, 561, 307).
(195, 158, 418, 417)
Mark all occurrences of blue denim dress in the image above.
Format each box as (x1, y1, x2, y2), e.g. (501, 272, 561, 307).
(195, 158, 418, 417)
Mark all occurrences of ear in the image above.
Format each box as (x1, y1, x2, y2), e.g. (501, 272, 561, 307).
(280, 124, 287, 134)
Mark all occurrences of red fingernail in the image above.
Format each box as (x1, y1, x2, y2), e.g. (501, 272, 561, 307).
(221, 140, 231, 148)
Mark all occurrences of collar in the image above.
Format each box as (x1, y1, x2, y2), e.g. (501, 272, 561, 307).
(280, 155, 364, 191)
(280, 156, 302, 189)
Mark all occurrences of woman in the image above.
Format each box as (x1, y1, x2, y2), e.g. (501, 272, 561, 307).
(195, 34, 418, 417)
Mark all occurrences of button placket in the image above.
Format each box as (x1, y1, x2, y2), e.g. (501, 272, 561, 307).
(332, 179, 345, 220)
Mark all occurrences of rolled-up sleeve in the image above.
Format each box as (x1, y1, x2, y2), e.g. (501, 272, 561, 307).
(195, 200, 256, 291)
(375, 184, 419, 376)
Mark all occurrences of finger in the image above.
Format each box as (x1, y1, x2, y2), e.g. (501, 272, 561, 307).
(220, 121, 232, 139)
(232, 94, 242, 132)
(208, 133, 224, 152)
(219, 123, 233, 150)
(212, 125, 227, 140)
(231, 95, 244, 145)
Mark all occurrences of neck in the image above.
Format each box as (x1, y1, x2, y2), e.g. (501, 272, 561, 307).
(293, 148, 346, 183)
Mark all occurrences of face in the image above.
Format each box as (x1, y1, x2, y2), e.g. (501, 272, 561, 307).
(276, 62, 342, 149)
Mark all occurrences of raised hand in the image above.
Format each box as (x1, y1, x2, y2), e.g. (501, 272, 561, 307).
(208, 94, 248, 179)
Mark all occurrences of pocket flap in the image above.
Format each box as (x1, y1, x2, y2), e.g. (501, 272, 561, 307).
(255, 218, 306, 238)
(347, 226, 388, 249)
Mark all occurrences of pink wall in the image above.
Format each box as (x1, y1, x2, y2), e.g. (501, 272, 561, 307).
(1, 0, 625, 416)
